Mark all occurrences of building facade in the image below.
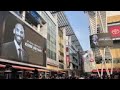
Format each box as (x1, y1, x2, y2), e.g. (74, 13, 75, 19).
(87, 11, 120, 73)
(40, 12, 59, 74)
(57, 27, 66, 70)
(51, 11, 84, 77)
(66, 35, 82, 76)
(0, 11, 49, 79)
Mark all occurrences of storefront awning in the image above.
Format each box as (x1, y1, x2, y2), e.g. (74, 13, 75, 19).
(0, 64, 5, 68)
(0, 64, 48, 72)
(38, 69, 50, 72)
(46, 65, 59, 72)
(12, 65, 35, 71)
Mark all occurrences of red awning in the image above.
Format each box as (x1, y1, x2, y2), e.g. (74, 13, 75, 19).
(12, 65, 35, 71)
(38, 69, 50, 72)
(0, 64, 35, 70)
(0, 64, 5, 68)
(0, 64, 49, 72)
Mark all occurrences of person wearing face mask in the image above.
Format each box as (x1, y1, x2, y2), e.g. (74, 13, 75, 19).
(1, 23, 28, 62)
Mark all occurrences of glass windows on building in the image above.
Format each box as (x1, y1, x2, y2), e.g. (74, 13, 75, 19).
(42, 12, 56, 60)
(14, 11, 41, 30)
(25, 11, 40, 29)
(69, 46, 76, 55)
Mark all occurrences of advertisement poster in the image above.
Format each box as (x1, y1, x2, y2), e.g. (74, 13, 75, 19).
(98, 33, 113, 47)
(90, 33, 113, 48)
(0, 11, 46, 66)
(108, 25, 120, 39)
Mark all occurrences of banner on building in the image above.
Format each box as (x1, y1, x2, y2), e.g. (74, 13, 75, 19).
(98, 33, 113, 47)
(66, 55, 70, 68)
(83, 50, 96, 72)
(0, 11, 46, 67)
(90, 33, 113, 48)
(108, 25, 120, 39)
(90, 34, 99, 48)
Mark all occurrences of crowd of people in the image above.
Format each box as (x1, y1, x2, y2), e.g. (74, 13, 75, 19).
(43, 75, 80, 79)
(44, 72, 120, 79)
(37, 73, 119, 79)
(78, 72, 120, 79)
(1, 67, 120, 79)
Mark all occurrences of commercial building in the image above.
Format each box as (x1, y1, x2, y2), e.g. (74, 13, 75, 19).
(54, 11, 83, 76)
(86, 11, 120, 73)
(39, 12, 59, 76)
(0, 11, 48, 79)
(57, 25, 66, 70)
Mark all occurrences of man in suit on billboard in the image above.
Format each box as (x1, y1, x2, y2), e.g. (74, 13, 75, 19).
(91, 34, 99, 48)
(1, 23, 28, 62)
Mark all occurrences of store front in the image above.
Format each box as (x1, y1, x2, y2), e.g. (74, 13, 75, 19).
(0, 62, 49, 79)
(46, 65, 58, 76)
(0, 11, 47, 79)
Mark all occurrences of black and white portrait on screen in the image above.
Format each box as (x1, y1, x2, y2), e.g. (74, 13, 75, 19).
(1, 23, 28, 62)
(90, 34, 99, 48)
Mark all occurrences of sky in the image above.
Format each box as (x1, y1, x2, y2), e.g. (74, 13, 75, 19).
(64, 11, 90, 51)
